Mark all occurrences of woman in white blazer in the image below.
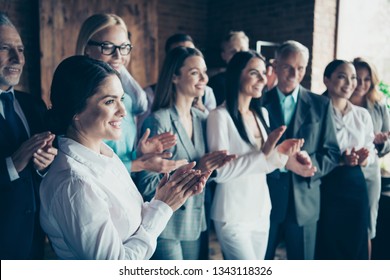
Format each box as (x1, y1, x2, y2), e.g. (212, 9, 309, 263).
(207, 51, 305, 260)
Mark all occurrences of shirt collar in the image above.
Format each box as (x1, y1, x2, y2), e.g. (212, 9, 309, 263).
(332, 100, 353, 118)
(276, 86, 299, 104)
(58, 136, 114, 173)
(0, 87, 15, 96)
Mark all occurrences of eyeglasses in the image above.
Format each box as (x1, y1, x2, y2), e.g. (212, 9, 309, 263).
(87, 40, 133, 56)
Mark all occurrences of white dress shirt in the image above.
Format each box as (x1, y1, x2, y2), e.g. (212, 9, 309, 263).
(331, 101, 375, 166)
(40, 137, 172, 260)
(207, 106, 288, 223)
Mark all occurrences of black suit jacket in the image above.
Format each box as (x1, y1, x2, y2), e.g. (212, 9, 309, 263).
(208, 72, 226, 106)
(261, 86, 340, 225)
(0, 90, 47, 259)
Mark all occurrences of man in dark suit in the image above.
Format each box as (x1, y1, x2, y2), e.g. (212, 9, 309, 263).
(0, 12, 57, 259)
(261, 40, 340, 260)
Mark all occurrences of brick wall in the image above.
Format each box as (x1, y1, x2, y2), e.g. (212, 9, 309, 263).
(1, 0, 341, 94)
(312, 0, 338, 93)
(156, 0, 208, 84)
(206, 0, 318, 90)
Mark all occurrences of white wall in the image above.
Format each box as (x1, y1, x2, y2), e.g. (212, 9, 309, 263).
(337, 0, 390, 84)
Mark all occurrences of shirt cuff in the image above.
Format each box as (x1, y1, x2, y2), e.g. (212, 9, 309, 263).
(141, 199, 173, 237)
(267, 149, 289, 171)
(5, 157, 19, 181)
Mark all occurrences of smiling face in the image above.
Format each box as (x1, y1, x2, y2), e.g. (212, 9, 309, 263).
(274, 51, 307, 94)
(85, 25, 130, 71)
(73, 75, 126, 148)
(172, 55, 208, 98)
(324, 63, 357, 100)
(239, 57, 267, 98)
(353, 66, 372, 98)
(0, 25, 25, 91)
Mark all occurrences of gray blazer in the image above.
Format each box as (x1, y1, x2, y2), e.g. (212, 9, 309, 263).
(137, 106, 207, 240)
(366, 100, 390, 157)
(362, 100, 390, 238)
(261, 86, 340, 226)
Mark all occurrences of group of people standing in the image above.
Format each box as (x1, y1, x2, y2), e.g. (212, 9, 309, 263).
(1, 11, 389, 261)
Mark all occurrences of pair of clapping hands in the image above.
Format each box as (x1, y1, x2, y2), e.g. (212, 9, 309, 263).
(140, 129, 236, 211)
(340, 130, 389, 167)
(262, 125, 317, 177)
(133, 128, 236, 174)
(11, 132, 58, 174)
(342, 147, 369, 167)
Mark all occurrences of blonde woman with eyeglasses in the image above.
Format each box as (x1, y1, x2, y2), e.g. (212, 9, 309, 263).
(75, 13, 187, 175)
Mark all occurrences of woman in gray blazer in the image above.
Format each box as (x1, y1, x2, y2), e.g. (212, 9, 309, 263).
(349, 57, 390, 258)
(137, 47, 235, 260)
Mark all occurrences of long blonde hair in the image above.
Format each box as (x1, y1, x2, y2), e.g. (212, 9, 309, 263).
(75, 13, 128, 55)
(353, 57, 381, 103)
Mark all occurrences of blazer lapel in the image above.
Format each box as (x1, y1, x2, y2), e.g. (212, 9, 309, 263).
(170, 107, 198, 160)
(0, 115, 12, 150)
(190, 107, 205, 154)
(262, 88, 284, 130)
(293, 86, 311, 136)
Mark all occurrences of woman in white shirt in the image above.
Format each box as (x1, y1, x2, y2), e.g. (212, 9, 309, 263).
(206, 50, 305, 260)
(40, 56, 210, 260)
(316, 59, 374, 259)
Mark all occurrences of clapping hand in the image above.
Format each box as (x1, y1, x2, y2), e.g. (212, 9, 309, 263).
(33, 133, 58, 172)
(343, 147, 369, 167)
(285, 150, 317, 177)
(135, 152, 188, 173)
(374, 131, 390, 145)
(262, 126, 286, 156)
(137, 129, 177, 156)
(196, 150, 237, 173)
(12, 132, 57, 173)
(154, 162, 212, 211)
(276, 138, 304, 156)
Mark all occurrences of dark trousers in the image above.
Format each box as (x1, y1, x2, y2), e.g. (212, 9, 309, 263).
(316, 166, 369, 260)
(265, 173, 316, 260)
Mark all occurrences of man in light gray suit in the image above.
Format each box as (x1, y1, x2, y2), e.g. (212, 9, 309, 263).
(261, 40, 340, 260)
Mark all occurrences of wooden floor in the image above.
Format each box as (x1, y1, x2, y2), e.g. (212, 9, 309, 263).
(44, 229, 287, 260)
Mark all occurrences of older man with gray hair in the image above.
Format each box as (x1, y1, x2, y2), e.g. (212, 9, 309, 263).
(261, 40, 340, 259)
(0, 12, 57, 259)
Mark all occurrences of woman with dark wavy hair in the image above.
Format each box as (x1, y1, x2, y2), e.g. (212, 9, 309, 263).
(40, 55, 209, 259)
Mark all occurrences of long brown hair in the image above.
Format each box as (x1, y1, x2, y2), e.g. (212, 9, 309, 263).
(152, 47, 203, 112)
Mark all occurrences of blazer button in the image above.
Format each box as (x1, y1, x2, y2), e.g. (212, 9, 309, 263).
(25, 209, 32, 214)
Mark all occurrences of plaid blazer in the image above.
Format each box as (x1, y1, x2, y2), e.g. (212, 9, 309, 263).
(137, 106, 207, 240)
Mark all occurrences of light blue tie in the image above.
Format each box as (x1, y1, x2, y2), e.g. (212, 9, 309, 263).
(283, 95, 295, 126)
